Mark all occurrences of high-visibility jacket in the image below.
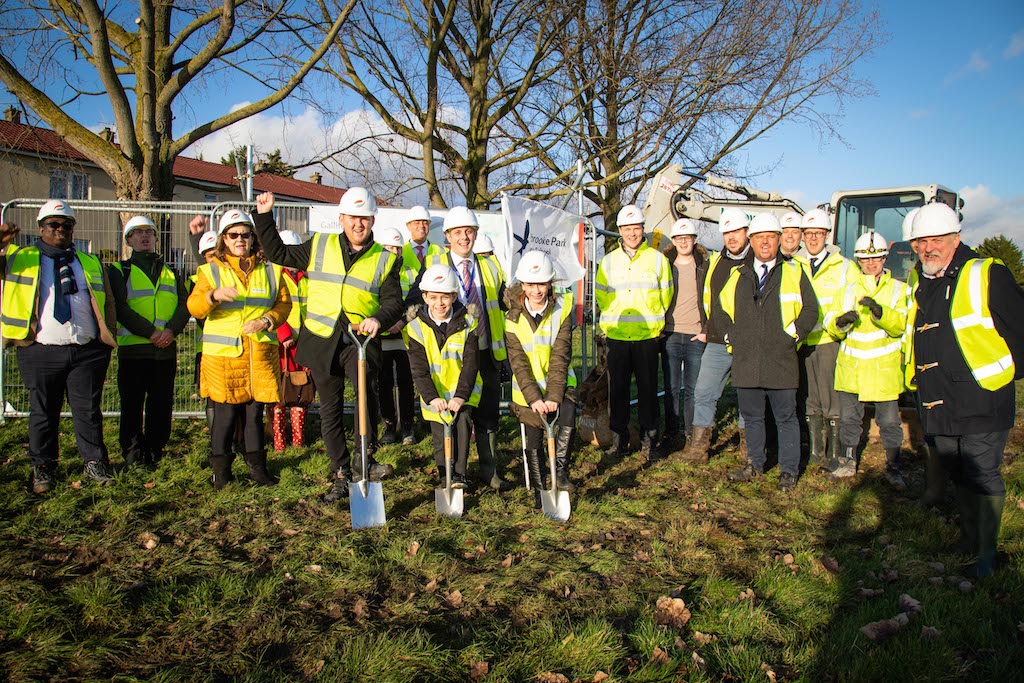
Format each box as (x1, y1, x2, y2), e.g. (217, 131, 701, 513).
(303, 233, 396, 338)
(112, 261, 179, 346)
(404, 313, 482, 423)
(1, 245, 106, 340)
(425, 252, 507, 360)
(401, 242, 444, 298)
(797, 247, 857, 346)
(827, 269, 908, 402)
(505, 293, 577, 406)
(903, 267, 920, 390)
(719, 259, 805, 342)
(198, 260, 281, 357)
(700, 250, 723, 320)
(283, 273, 307, 332)
(595, 242, 673, 341)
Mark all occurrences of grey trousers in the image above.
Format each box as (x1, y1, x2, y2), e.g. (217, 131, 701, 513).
(838, 392, 902, 452)
(801, 342, 841, 419)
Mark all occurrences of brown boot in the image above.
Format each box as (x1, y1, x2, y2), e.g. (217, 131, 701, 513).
(680, 426, 711, 463)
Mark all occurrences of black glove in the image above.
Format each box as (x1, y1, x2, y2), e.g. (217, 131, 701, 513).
(859, 296, 883, 319)
(836, 310, 859, 328)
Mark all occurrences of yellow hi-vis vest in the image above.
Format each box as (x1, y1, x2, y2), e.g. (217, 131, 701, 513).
(595, 242, 673, 341)
(827, 269, 908, 402)
(950, 258, 1015, 390)
(903, 267, 920, 390)
(719, 259, 805, 345)
(1, 245, 106, 340)
(800, 250, 856, 346)
(113, 261, 179, 346)
(283, 273, 307, 332)
(701, 250, 723, 320)
(303, 233, 396, 338)
(505, 293, 578, 407)
(401, 242, 444, 298)
(198, 260, 281, 357)
(403, 313, 482, 423)
(424, 252, 507, 361)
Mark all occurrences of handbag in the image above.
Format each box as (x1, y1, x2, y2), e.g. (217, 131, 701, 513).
(281, 369, 316, 407)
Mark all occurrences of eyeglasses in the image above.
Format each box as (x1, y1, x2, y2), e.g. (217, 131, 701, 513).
(224, 232, 252, 240)
(41, 222, 74, 232)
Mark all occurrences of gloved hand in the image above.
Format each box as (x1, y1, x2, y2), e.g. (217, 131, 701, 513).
(859, 296, 883, 319)
(836, 310, 859, 328)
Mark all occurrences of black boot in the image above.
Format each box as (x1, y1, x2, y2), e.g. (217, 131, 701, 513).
(323, 469, 349, 503)
(243, 451, 277, 486)
(554, 426, 575, 492)
(478, 430, 512, 491)
(210, 454, 234, 490)
(525, 449, 544, 490)
(951, 486, 978, 555)
(824, 419, 841, 469)
(967, 495, 1005, 578)
(806, 415, 825, 465)
(883, 447, 905, 490)
(916, 444, 948, 507)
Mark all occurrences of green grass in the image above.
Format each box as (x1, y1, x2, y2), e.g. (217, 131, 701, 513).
(1, 404, 1022, 682)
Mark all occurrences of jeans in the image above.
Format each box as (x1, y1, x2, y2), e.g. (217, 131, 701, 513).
(838, 393, 902, 451)
(691, 343, 743, 430)
(662, 332, 706, 434)
(737, 387, 800, 475)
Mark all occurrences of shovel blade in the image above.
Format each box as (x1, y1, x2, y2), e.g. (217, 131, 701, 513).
(540, 489, 571, 521)
(434, 487, 464, 518)
(349, 481, 386, 529)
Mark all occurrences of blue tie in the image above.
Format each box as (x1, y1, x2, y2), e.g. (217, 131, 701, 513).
(758, 263, 769, 290)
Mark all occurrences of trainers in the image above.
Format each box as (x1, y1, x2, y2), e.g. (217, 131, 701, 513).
(323, 473, 349, 503)
(778, 472, 797, 493)
(451, 473, 469, 490)
(829, 458, 857, 479)
(83, 460, 115, 485)
(32, 465, 54, 494)
(727, 463, 762, 483)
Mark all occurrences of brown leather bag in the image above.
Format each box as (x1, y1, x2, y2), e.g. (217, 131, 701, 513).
(280, 369, 315, 407)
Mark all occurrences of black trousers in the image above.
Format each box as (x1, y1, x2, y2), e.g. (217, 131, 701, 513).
(311, 339, 381, 474)
(210, 400, 265, 456)
(472, 351, 501, 433)
(118, 356, 176, 460)
(379, 347, 415, 431)
(430, 408, 473, 475)
(16, 340, 111, 467)
(737, 387, 800, 475)
(521, 398, 576, 450)
(931, 431, 1007, 497)
(607, 337, 660, 436)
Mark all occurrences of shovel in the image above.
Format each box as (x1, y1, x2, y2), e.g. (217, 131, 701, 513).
(347, 324, 386, 530)
(540, 409, 571, 521)
(434, 410, 464, 518)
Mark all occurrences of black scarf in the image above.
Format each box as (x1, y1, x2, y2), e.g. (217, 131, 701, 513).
(36, 239, 78, 324)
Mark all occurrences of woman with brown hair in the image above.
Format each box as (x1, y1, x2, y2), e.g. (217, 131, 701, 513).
(187, 209, 291, 489)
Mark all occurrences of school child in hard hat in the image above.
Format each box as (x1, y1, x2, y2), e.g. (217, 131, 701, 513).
(473, 233, 505, 279)
(109, 215, 190, 468)
(404, 264, 482, 488)
(376, 226, 418, 446)
(505, 251, 578, 490)
(823, 231, 909, 487)
(270, 230, 311, 452)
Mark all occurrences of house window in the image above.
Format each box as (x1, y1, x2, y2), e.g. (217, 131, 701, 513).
(49, 169, 90, 200)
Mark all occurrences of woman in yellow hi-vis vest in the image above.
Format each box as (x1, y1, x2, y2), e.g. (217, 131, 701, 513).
(187, 209, 291, 490)
(505, 251, 578, 491)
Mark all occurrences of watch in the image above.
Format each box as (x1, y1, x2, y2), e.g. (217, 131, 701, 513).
(261, 316, 273, 329)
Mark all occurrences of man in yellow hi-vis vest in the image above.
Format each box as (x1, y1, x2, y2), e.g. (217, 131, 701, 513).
(906, 202, 1024, 578)
(250, 189, 404, 504)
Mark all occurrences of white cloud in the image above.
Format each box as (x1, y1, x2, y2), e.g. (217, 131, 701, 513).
(1004, 29, 1024, 59)
(958, 184, 1024, 246)
(944, 50, 991, 85)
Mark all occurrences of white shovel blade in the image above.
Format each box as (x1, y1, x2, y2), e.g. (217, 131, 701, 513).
(540, 489, 571, 521)
(434, 487, 465, 518)
(349, 481, 387, 529)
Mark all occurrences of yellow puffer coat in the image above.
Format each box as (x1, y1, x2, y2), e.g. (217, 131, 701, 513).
(187, 254, 291, 404)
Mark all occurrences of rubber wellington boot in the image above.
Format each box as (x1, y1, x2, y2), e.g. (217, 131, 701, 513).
(525, 449, 544, 490)
(951, 486, 979, 555)
(554, 426, 576, 492)
(806, 415, 825, 465)
(478, 430, 512, 491)
(916, 444, 948, 508)
(680, 426, 711, 464)
(243, 451, 277, 486)
(967, 495, 1006, 578)
(824, 419, 842, 470)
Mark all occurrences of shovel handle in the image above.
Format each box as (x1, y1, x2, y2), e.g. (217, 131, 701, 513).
(347, 324, 370, 474)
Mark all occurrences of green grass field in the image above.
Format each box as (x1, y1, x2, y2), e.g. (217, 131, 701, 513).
(1, 400, 1022, 681)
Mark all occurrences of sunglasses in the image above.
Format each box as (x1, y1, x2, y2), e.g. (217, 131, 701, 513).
(41, 222, 74, 231)
(224, 232, 252, 240)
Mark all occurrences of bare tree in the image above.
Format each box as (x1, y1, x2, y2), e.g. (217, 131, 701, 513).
(0, 0, 356, 200)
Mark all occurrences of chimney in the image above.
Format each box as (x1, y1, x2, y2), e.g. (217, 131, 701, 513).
(4, 106, 20, 124)
(99, 127, 116, 143)
(310, 172, 322, 185)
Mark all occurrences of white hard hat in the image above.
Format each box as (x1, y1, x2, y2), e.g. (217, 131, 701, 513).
(669, 218, 697, 237)
(198, 231, 218, 254)
(124, 215, 156, 238)
(911, 202, 960, 239)
(218, 209, 254, 234)
(800, 208, 830, 231)
(406, 205, 431, 224)
(617, 204, 644, 227)
(854, 231, 889, 258)
(443, 206, 479, 231)
(718, 208, 750, 233)
(901, 208, 921, 242)
(278, 230, 302, 246)
(419, 264, 459, 293)
(338, 187, 377, 217)
(515, 250, 555, 283)
(473, 234, 495, 253)
(747, 213, 782, 236)
(376, 226, 404, 248)
(36, 200, 75, 224)
(780, 211, 802, 229)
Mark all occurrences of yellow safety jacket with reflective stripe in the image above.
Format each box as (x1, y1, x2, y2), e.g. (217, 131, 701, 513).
(401, 242, 444, 298)
(949, 258, 1014, 390)
(719, 259, 805, 343)
(283, 274, 307, 332)
(799, 250, 857, 346)
(903, 267, 920, 390)
(303, 233, 396, 338)
(595, 242, 673, 341)
(404, 314, 482, 423)
(198, 260, 281, 357)
(701, 250, 723, 319)
(113, 261, 179, 346)
(1, 245, 106, 340)
(505, 293, 578, 407)
(827, 269, 908, 402)
(425, 252, 507, 360)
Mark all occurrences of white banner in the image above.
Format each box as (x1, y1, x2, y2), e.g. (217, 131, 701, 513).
(501, 193, 586, 284)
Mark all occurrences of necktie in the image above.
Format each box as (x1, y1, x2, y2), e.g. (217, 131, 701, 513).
(416, 244, 424, 263)
(758, 263, 770, 290)
(438, 321, 448, 337)
(460, 259, 482, 310)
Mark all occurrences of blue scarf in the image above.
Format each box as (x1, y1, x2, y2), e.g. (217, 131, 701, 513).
(35, 239, 78, 324)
